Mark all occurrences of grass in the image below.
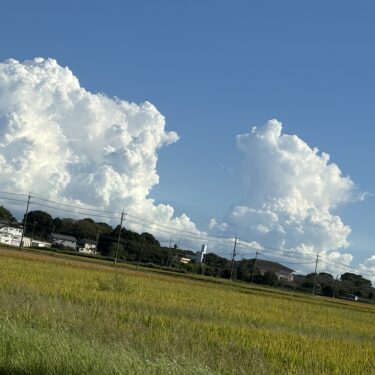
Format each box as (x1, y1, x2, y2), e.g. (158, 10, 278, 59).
(0, 248, 374, 374)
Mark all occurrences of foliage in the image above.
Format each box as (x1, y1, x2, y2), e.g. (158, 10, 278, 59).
(341, 272, 372, 287)
(263, 271, 279, 287)
(0, 205, 16, 223)
(24, 210, 54, 239)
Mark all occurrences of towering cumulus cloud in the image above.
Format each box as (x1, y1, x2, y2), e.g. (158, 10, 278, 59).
(0, 58, 197, 233)
(210, 120, 362, 270)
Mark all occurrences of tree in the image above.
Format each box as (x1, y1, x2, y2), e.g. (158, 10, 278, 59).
(25, 210, 54, 239)
(53, 217, 76, 236)
(341, 273, 372, 288)
(75, 218, 99, 238)
(322, 284, 334, 297)
(0, 205, 16, 223)
(319, 272, 334, 279)
(263, 271, 279, 287)
(237, 260, 251, 282)
(141, 232, 160, 247)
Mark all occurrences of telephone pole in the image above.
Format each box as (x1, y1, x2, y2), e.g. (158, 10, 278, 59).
(166, 237, 172, 267)
(332, 274, 339, 299)
(114, 211, 125, 266)
(19, 194, 31, 249)
(136, 237, 146, 269)
(251, 250, 260, 283)
(230, 235, 238, 282)
(31, 220, 38, 243)
(95, 229, 100, 253)
(312, 253, 320, 295)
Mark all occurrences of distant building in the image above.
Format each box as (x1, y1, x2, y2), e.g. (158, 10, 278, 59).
(77, 239, 97, 255)
(0, 226, 23, 247)
(20, 237, 31, 247)
(48, 233, 77, 249)
(196, 244, 207, 264)
(0, 232, 13, 246)
(0, 226, 23, 237)
(180, 257, 191, 264)
(251, 259, 294, 282)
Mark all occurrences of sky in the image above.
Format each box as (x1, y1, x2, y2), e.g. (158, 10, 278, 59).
(0, 0, 374, 276)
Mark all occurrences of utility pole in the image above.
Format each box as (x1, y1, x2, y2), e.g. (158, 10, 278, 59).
(136, 237, 145, 269)
(114, 211, 125, 266)
(166, 237, 172, 267)
(31, 220, 38, 243)
(332, 274, 339, 299)
(19, 194, 31, 249)
(251, 250, 260, 283)
(312, 253, 320, 295)
(95, 229, 100, 252)
(230, 235, 238, 282)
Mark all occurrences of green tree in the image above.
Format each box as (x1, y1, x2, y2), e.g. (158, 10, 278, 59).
(263, 271, 279, 287)
(0, 205, 16, 223)
(341, 273, 371, 288)
(25, 210, 54, 239)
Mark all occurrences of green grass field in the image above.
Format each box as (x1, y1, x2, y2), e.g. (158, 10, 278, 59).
(0, 248, 374, 375)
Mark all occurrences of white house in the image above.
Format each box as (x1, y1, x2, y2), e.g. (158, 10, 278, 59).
(0, 226, 24, 247)
(0, 226, 23, 237)
(0, 233, 13, 245)
(180, 257, 191, 264)
(48, 233, 77, 250)
(77, 239, 97, 255)
(250, 259, 295, 282)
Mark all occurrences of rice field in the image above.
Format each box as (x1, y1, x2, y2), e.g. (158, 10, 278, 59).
(0, 248, 374, 375)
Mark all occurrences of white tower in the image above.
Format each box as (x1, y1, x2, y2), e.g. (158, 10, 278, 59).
(197, 244, 207, 264)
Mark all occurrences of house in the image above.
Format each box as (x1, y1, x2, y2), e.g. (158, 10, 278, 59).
(179, 257, 191, 264)
(20, 237, 31, 247)
(251, 259, 294, 282)
(0, 232, 13, 246)
(0, 226, 23, 237)
(0, 226, 25, 247)
(48, 233, 77, 250)
(77, 239, 97, 255)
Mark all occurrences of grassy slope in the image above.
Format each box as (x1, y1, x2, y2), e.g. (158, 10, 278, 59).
(0, 248, 374, 375)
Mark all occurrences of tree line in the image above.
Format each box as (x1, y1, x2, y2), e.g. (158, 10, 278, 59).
(0, 205, 374, 301)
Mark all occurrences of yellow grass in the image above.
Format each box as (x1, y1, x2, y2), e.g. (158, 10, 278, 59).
(0, 248, 374, 374)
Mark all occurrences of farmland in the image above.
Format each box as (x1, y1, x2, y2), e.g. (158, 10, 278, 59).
(0, 248, 374, 374)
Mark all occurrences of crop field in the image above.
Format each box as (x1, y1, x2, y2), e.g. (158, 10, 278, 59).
(0, 248, 375, 375)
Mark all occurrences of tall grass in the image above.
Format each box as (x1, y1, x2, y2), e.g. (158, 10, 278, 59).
(0, 249, 374, 374)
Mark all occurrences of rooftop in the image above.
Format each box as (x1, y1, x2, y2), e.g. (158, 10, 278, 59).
(250, 259, 294, 274)
(50, 233, 77, 242)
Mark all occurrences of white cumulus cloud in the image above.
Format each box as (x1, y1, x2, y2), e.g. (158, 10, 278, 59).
(209, 119, 363, 273)
(0, 57, 199, 236)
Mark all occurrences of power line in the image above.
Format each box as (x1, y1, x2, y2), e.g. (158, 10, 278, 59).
(125, 212, 233, 240)
(237, 242, 316, 261)
(258, 253, 316, 266)
(31, 201, 121, 220)
(32, 195, 122, 215)
(238, 238, 316, 257)
(0, 190, 29, 197)
(0, 196, 29, 204)
(31, 193, 234, 240)
(125, 216, 235, 245)
(5, 191, 235, 244)
(1, 189, 374, 281)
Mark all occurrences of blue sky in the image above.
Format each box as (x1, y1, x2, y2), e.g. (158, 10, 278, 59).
(0, 0, 374, 265)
